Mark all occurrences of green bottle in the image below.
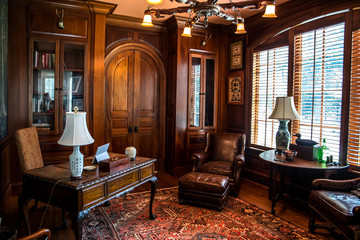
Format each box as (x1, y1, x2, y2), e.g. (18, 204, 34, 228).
(317, 138, 329, 163)
(322, 139, 330, 162)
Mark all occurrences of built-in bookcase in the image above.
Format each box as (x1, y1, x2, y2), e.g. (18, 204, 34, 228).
(29, 38, 86, 135)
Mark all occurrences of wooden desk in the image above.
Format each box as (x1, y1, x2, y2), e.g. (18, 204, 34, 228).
(18, 153, 157, 240)
(259, 150, 348, 214)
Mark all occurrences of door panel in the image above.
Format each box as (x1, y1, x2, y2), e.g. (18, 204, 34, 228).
(106, 48, 159, 159)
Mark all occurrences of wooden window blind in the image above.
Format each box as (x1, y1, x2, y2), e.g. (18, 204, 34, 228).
(251, 47, 289, 148)
(347, 28, 360, 165)
(292, 23, 345, 161)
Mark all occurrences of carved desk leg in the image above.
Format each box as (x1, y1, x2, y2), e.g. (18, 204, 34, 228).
(18, 193, 31, 235)
(71, 210, 87, 240)
(149, 176, 158, 220)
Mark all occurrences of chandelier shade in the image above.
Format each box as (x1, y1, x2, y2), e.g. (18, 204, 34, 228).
(263, 4, 277, 18)
(142, 0, 277, 36)
(141, 14, 154, 27)
(147, 0, 163, 4)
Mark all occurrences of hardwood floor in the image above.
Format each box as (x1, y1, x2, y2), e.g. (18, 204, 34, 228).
(2, 173, 336, 240)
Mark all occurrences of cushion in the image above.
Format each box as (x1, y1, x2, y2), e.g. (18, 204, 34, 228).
(178, 172, 229, 194)
(309, 190, 360, 224)
(198, 161, 233, 177)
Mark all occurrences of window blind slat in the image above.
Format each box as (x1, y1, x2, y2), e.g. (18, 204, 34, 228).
(292, 23, 344, 161)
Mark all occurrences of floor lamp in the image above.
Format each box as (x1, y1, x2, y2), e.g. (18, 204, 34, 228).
(269, 96, 300, 152)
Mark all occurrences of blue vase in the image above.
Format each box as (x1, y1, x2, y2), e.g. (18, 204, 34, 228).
(276, 119, 290, 151)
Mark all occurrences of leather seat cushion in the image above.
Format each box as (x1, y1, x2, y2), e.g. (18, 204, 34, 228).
(309, 190, 360, 224)
(178, 172, 229, 194)
(198, 161, 233, 177)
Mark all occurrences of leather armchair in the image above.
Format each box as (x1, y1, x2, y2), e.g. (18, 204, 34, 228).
(192, 132, 246, 196)
(308, 177, 360, 239)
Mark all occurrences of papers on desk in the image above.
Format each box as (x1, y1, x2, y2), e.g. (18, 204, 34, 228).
(92, 143, 110, 164)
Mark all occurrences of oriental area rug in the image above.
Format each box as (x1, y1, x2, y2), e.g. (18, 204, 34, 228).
(82, 187, 318, 240)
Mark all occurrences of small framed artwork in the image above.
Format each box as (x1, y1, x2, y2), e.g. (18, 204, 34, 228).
(72, 76, 83, 93)
(73, 99, 84, 111)
(230, 40, 243, 70)
(228, 73, 244, 105)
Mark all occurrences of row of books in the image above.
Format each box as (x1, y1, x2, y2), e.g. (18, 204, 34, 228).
(32, 97, 51, 113)
(33, 51, 56, 68)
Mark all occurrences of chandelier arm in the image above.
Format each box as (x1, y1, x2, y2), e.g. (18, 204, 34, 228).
(171, 0, 198, 5)
(219, 0, 269, 10)
(217, 11, 236, 21)
(207, 0, 218, 4)
(145, 6, 191, 18)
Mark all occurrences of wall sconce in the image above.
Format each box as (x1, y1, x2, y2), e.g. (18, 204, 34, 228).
(201, 33, 212, 46)
(56, 9, 65, 29)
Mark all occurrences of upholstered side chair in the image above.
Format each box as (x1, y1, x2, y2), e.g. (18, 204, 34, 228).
(308, 177, 360, 239)
(15, 127, 67, 229)
(192, 132, 246, 196)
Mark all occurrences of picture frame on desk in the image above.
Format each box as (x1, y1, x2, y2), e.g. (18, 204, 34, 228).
(230, 40, 243, 70)
(228, 72, 244, 105)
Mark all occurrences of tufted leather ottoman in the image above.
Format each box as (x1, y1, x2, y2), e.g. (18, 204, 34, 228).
(178, 172, 229, 210)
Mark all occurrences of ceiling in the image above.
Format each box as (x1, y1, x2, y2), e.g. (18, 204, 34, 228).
(100, 0, 289, 25)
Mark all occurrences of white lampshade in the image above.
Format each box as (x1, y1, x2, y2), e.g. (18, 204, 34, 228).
(235, 22, 247, 34)
(263, 4, 277, 18)
(141, 14, 153, 27)
(269, 97, 300, 120)
(58, 112, 94, 146)
(147, 0, 162, 4)
(181, 26, 192, 37)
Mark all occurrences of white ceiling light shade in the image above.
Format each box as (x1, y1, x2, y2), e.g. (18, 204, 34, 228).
(146, 0, 162, 5)
(141, 14, 154, 27)
(263, 4, 277, 18)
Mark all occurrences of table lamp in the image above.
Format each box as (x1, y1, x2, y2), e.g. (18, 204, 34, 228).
(58, 108, 94, 180)
(269, 96, 300, 152)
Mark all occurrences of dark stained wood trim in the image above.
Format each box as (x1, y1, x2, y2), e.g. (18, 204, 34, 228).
(339, 10, 353, 165)
(106, 15, 167, 32)
(24, 0, 116, 15)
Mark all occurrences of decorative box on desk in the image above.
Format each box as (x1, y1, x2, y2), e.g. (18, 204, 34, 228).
(290, 144, 321, 161)
(99, 156, 131, 173)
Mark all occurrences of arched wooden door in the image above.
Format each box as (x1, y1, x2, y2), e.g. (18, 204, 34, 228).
(105, 43, 165, 170)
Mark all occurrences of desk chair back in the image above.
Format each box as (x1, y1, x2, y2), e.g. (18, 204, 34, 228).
(15, 126, 44, 171)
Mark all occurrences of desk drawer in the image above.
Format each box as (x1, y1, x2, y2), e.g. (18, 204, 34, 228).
(108, 170, 139, 195)
(83, 183, 106, 207)
(141, 164, 153, 180)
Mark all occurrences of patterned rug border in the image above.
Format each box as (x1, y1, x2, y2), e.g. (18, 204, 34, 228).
(121, 186, 314, 237)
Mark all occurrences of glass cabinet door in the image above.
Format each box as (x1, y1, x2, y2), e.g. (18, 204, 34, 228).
(204, 58, 215, 127)
(188, 53, 216, 130)
(62, 43, 85, 129)
(189, 56, 201, 128)
(32, 41, 56, 132)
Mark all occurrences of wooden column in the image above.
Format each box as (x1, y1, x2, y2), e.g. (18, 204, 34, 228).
(91, 13, 107, 153)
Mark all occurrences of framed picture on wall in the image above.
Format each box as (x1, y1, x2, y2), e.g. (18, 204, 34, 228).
(228, 72, 244, 105)
(230, 40, 243, 70)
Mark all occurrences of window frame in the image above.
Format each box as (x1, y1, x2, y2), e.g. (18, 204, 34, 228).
(250, 11, 355, 165)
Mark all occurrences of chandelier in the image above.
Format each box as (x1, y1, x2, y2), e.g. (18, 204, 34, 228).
(141, 0, 277, 37)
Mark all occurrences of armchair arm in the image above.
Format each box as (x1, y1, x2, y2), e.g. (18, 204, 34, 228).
(191, 151, 210, 172)
(234, 154, 245, 167)
(312, 177, 360, 191)
(233, 154, 245, 185)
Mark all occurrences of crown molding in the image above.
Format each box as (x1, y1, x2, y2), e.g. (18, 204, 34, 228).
(106, 15, 167, 32)
(24, 0, 116, 15)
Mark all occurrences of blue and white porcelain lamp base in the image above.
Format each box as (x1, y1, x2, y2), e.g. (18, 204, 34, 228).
(70, 145, 83, 180)
(275, 119, 291, 152)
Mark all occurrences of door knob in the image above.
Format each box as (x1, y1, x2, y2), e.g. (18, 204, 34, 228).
(134, 126, 138, 133)
(128, 126, 133, 133)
